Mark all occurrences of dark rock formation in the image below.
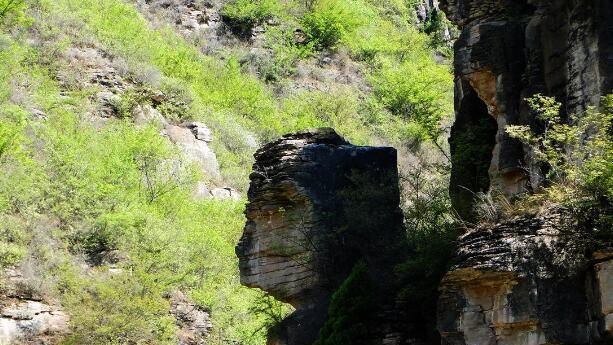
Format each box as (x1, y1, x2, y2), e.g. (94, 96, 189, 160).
(439, 2, 613, 343)
(441, 0, 613, 219)
(437, 210, 613, 345)
(236, 128, 408, 345)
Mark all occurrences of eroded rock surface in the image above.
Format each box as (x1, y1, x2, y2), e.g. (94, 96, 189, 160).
(0, 269, 70, 345)
(236, 128, 407, 345)
(165, 122, 220, 178)
(165, 291, 212, 345)
(441, 0, 613, 218)
(437, 211, 613, 345)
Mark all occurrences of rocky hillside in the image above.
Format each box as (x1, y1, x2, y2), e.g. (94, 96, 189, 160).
(0, 0, 454, 344)
(1, 0, 610, 344)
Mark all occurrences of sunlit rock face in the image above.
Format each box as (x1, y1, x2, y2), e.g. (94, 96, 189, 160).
(236, 128, 407, 345)
(441, 0, 613, 219)
(437, 210, 613, 345)
(0, 268, 70, 344)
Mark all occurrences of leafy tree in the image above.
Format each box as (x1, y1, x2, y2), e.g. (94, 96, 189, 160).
(302, 0, 364, 50)
(0, 0, 30, 27)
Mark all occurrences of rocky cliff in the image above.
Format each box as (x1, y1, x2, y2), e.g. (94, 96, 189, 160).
(441, 0, 613, 218)
(438, 1, 613, 344)
(437, 210, 613, 345)
(236, 128, 409, 345)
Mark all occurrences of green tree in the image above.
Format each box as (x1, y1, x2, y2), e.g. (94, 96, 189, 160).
(314, 261, 377, 345)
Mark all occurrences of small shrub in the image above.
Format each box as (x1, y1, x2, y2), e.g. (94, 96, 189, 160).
(506, 94, 613, 203)
(0, 215, 28, 268)
(255, 26, 314, 83)
(221, 0, 281, 38)
(62, 273, 177, 345)
(302, 9, 345, 49)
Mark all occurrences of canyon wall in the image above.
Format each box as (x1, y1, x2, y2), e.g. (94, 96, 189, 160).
(441, 0, 613, 219)
(439, 1, 613, 344)
(437, 211, 613, 345)
(236, 128, 409, 345)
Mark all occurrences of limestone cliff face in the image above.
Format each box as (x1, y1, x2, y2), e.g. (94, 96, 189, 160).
(437, 210, 613, 345)
(236, 128, 407, 345)
(438, 1, 613, 344)
(441, 0, 613, 218)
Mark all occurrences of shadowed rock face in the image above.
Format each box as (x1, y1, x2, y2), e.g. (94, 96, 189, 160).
(437, 210, 613, 345)
(441, 0, 613, 219)
(236, 128, 407, 345)
(439, 2, 613, 344)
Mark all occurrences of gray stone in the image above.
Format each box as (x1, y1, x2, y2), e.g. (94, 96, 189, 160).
(132, 104, 167, 127)
(193, 181, 211, 200)
(437, 210, 613, 345)
(210, 187, 240, 200)
(166, 291, 212, 345)
(182, 121, 213, 142)
(236, 128, 409, 345)
(165, 124, 220, 178)
(0, 270, 70, 344)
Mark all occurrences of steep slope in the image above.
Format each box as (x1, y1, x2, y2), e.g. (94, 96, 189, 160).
(0, 0, 454, 344)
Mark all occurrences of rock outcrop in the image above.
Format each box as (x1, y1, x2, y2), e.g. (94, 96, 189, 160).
(165, 290, 213, 345)
(437, 210, 613, 345)
(236, 128, 407, 345)
(165, 121, 220, 179)
(441, 0, 613, 219)
(0, 269, 70, 345)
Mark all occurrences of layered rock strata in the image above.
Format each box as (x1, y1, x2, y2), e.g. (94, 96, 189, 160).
(441, 0, 613, 219)
(236, 128, 407, 345)
(437, 210, 613, 345)
(0, 268, 70, 345)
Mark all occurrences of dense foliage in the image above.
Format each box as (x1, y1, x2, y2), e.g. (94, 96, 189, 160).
(314, 261, 377, 345)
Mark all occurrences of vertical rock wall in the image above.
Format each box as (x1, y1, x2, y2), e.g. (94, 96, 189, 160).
(438, 1, 613, 344)
(236, 128, 408, 345)
(441, 0, 613, 219)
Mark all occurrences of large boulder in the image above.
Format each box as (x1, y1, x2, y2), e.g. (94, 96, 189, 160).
(236, 128, 408, 345)
(165, 123, 220, 178)
(0, 268, 70, 344)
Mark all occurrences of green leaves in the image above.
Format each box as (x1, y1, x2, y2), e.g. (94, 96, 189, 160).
(370, 56, 453, 143)
(507, 94, 613, 204)
(314, 261, 377, 345)
(221, 0, 281, 29)
(0, 0, 31, 28)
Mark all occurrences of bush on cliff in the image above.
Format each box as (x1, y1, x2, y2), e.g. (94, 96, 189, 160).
(506, 94, 613, 206)
(505, 94, 613, 242)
